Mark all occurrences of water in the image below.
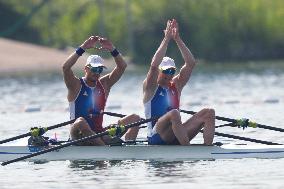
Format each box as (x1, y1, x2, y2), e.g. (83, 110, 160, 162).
(0, 62, 284, 188)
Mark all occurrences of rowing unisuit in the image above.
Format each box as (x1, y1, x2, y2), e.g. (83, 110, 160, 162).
(144, 82, 179, 138)
(70, 77, 106, 133)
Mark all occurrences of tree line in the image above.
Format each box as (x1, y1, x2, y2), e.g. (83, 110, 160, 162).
(1, 0, 283, 63)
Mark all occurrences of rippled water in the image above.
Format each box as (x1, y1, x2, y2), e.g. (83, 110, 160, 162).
(0, 62, 284, 188)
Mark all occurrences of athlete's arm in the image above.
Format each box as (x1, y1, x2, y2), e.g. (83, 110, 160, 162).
(99, 38, 127, 92)
(143, 20, 173, 102)
(172, 20, 196, 92)
(62, 36, 99, 101)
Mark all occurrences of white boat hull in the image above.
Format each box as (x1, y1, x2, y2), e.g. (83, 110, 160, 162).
(1, 144, 284, 162)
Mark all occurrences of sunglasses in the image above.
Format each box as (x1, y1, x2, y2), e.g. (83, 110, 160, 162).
(162, 68, 176, 75)
(87, 66, 104, 74)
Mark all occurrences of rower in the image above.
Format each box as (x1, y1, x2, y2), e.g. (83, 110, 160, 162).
(62, 36, 140, 145)
(143, 19, 215, 145)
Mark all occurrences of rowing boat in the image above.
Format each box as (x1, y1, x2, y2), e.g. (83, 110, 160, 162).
(1, 111, 283, 165)
(1, 143, 284, 162)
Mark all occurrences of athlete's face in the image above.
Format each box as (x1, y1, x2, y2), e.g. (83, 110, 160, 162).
(157, 67, 176, 86)
(157, 71, 174, 86)
(84, 66, 100, 82)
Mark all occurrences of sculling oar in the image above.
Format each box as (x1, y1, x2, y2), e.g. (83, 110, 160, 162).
(200, 131, 281, 145)
(1, 117, 157, 166)
(104, 111, 282, 145)
(180, 109, 284, 132)
(0, 118, 77, 145)
(103, 111, 125, 118)
(0, 111, 131, 145)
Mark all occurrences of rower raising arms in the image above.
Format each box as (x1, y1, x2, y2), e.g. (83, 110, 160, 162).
(62, 36, 140, 146)
(143, 19, 215, 145)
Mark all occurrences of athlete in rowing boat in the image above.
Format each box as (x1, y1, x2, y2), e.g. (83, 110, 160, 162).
(143, 19, 215, 145)
(62, 36, 140, 145)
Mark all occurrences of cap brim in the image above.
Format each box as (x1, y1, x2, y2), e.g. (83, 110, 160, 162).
(159, 66, 176, 70)
(86, 63, 107, 69)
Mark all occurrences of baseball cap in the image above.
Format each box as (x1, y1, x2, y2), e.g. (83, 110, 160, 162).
(159, 57, 176, 70)
(85, 55, 107, 68)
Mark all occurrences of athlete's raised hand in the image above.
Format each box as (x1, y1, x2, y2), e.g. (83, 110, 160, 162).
(80, 36, 100, 49)
(171, 19, 180, 41)
(164, 19, 173, 40)
(96, 38, 115, 52)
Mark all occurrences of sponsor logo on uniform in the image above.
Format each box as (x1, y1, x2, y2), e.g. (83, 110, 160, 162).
(83, 91, 88, 96)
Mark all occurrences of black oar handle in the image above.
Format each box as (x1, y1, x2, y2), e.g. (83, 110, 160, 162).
(180, 109, 284, 132)
(1, 117, 156, 166)
(0, 119, 76, 145)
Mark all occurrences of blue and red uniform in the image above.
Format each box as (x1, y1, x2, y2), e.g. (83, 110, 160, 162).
(70, 78, 106, 133)
(144, 82, 180, 145)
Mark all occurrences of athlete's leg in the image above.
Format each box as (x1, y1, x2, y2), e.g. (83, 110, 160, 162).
(70, 117, 105, 146)
(182, 108, 215, 145)
(155, 109, 189, 145)
(119, 114, 141, 140)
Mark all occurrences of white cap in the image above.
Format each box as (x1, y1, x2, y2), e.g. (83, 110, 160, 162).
(86, 55, 106, 68)
(159, 57, 176, 70)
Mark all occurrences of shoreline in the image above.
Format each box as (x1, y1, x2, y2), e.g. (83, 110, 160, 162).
(1, 38, 283, 76)
(0, 38, 135, 75)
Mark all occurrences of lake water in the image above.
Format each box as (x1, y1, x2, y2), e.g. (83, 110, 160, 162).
(0, 62, 284, 188)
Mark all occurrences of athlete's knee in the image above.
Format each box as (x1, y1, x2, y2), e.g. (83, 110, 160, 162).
(201, 108, 215, 119)
(206, 109, 215, 120)
(75, 117, 87, 124)
(168, 109, 181, 120)
(206, 108, 215, 117)
(74, 117, 91, 130)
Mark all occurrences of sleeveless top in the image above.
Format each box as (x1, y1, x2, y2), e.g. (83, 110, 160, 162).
(144, 82, 180, 137)
(70, 77, 106, 133)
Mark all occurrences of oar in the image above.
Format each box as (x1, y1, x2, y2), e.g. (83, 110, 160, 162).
(0, 118, 77, 145)
(200, 130, 281, 145)
(105, 111, 283, 145)
(0, 111, 130, 145)
(1, 117, 156, 166)
(180, 109, 284, 132)
(103, 111, 125, 118)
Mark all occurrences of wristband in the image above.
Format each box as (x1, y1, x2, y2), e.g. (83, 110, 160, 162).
(110, 48, 119, 57)
(75, 47, 85, 56)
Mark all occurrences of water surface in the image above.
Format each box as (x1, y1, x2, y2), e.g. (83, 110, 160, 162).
(0, 62, 284, 188)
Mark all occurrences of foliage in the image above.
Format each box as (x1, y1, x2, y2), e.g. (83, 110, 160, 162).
(0, 0, 283, 63)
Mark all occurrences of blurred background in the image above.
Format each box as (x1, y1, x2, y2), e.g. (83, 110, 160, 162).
(1, 0, 283, 65)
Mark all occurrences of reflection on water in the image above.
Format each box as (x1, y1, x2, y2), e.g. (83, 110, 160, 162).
(69, 160, 124, 170)
(146, 160, 192, 178)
